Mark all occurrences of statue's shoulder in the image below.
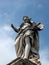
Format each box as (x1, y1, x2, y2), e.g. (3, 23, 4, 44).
(20, 22, 24, 28)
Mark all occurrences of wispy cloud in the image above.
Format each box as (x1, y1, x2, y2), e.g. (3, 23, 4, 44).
(40, 48, 49, 65)
(2, 25, 12, 32)
(0, 25, 16, 65)
(37, 4, 43, 8)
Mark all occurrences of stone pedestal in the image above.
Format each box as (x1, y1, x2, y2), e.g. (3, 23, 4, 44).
(7, 57, 36, 65)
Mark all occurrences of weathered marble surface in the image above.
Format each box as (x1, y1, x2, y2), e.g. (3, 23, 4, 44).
(7, 57, 36, 65)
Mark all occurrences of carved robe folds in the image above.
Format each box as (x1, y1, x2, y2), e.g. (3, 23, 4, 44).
(14, 23, 44, 59)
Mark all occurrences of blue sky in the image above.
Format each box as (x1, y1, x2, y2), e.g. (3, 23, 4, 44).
(0, 0, 49, 65)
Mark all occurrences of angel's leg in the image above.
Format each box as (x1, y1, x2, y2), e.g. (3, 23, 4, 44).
(24, 37, 31, 58)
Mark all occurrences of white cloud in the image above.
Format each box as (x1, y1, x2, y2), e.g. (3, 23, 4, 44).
(2, 25, 12, 32)
(40, 48, 49, 65)
(0, 25, 16, 65)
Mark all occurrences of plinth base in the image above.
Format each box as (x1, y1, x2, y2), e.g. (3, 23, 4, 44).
(7, 57, 37, 65)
